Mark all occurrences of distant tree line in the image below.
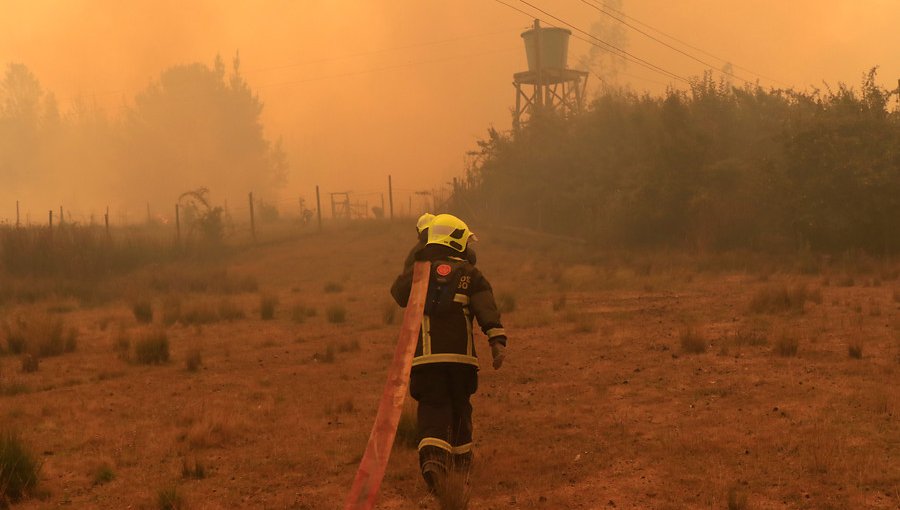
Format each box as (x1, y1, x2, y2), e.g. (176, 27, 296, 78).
(0, 54, 286, 216)
(454, 69, 900, 254)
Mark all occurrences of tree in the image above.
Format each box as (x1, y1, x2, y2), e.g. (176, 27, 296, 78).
(0, 63, 59, 193)
(119, 53, 287, 208)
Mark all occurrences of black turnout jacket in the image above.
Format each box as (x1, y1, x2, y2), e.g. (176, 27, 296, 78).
(391, 245, 505, 368)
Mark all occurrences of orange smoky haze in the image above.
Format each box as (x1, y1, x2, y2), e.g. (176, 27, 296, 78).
(1, 0, 899, 223)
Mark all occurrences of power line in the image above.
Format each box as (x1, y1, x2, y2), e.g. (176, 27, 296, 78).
(580, 0, 787, 87)
(577, 0, 757, 86)
(53, 30, 521, 109)
(492, 0, 689, 84)
(255, 46, 520, 91)
(247, 29, 518, 73)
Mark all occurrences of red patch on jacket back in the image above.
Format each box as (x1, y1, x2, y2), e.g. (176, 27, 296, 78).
(435, 264, 452, 277)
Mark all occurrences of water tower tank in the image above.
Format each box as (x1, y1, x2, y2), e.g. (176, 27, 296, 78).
(521, 26, 572, 71)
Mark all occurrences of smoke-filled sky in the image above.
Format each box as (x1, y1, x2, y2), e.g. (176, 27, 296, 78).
(2, 0, 899, 213)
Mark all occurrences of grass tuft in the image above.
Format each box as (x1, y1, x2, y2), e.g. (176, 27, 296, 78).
(132, 299, 153, 324)
(259, 293, 278, 320)
(323, 282, 343, 293)
(157, 484, 185, 510)
(848, 339, 863, 359)
(181, 458, 206, 480)
(395, 408, 419, 449)
(774, 334, 799, 357)
(748, 284, 817, 314)
(315, 344, 336, 363)
(679, 327, 708, 354)
(0, 429, 41, 503)
(497, 292, 517, 313)
(185, 349, 202, 372)
(216, 300, 244, 321)
(20, 354, 38, 373)
(382, 302, 397, 325)
(92, 463, 115, 486)
(326, 305, 347, 324)
(551, 294, 567, 312)
(4, 313, 77, 358)
(727, 486, 749, 510)
(134, 330, 170, 365)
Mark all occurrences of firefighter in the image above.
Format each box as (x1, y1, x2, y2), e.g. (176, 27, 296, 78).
(403, 212, 477, 270)
(390, 213, 506, 492)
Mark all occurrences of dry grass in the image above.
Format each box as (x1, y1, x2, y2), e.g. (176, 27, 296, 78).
(748, 284, 820, 314)
(679, 327, 708, 354)
(20, 354, 38, 373)
(323, 282, 343, 293)
(734, 321, 769, 346)
(181, 458, 206, 480)
(132, 299, 153, 324)
(564, 310, 596, 334)
(259, 293, 278, 320)
(185, 349, 202, 372)
(4, 225, 900, 508)
(726, 486, 748, 510)
(156, 484, 185, 510)
(497, 292, 516, 313)
(433, 467, 471, 510)
(92, 462, 115, 486)
(184, 412, 242, 449)
(848, 338, 864, 359)
(134, 330, 169, 365)
(395, 408, 419, 450)
(326, 304, 347, 324)
(382, 301, 398, 325)
(774, 333, 799, 357)
(216, 299, 244, 321)
(3, 312, 77, 358)
(0, 429, 41, 503)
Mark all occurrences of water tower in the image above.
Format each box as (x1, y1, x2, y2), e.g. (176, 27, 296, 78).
(513, 20, 588, 130)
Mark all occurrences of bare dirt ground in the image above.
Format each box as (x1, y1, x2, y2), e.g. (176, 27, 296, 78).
(2, 223, 900, 509)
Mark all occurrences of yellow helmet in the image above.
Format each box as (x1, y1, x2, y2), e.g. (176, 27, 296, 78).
(426, 214, 476, 252)
(416, 213, 435, 234)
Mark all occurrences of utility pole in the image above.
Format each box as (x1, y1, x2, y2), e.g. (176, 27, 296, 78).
(175, 203, 181, 243)
(15, 200, 19, 229)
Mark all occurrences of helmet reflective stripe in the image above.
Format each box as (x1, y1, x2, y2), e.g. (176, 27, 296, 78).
(426, 214, 475, 252)
(416, 213, 435, 234)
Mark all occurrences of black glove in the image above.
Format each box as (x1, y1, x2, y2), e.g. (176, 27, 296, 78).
(490, 342, 506, 370)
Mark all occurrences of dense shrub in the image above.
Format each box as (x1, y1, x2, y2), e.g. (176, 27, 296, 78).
(455, 68, 900, 254)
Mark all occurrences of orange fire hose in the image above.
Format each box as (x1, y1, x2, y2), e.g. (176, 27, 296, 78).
(344, 261, 430, 510)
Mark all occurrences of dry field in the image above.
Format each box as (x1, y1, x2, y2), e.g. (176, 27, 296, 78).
(2, 223, 900, 509)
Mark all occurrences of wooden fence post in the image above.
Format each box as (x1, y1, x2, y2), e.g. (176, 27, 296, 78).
(316, 185, 322, 232)
(248, 192, 256, 242)
(388, 175, 394, 221)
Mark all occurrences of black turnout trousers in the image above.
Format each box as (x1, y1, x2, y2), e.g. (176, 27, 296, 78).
(409, 363, 477, 471)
